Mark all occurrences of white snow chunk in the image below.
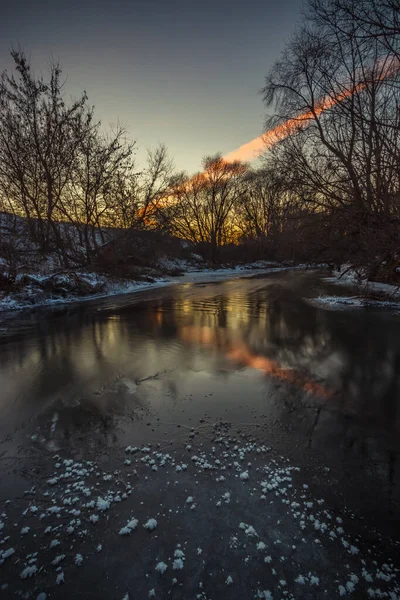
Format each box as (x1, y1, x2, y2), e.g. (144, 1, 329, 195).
(155, 561, 168, 574)
(20, 565, 38, 579)
(143, 518, 157, 531)
(96, 497, 110, 511)
(240, 471, 249, 480)
(257, 541, 266, 551)
(173, 558, 184, 570)
(186, 496, 194, 504)
(48, 506, 61, 514)
(75, 553, 83, 566)
(239, 522, 258, 537)
(226, 575, 233, 585)
(89, 514, 99, 524)
(255, 591, 273, 600)
(56, 572, 65, 585)
(21, 526, 30, 536)
(148, 590, 155, 598)
(295, 575, 305, 584)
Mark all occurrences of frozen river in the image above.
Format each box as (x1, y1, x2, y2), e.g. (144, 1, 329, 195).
(0, 269, 399, 598)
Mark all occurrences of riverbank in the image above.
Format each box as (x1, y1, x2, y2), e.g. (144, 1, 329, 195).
(4, 258, 400, 315)
(309, 265, 400, 310)
(0, 261, 285, 313)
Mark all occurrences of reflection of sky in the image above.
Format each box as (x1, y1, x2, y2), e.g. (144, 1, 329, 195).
(0, 0, 303, 173)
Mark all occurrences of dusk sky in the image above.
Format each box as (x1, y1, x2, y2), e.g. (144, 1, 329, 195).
(1, 0, 304, 173)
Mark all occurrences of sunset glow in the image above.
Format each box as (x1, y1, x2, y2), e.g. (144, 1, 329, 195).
(179, 325, 335, 401)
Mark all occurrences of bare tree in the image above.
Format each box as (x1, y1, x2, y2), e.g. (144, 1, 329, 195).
(261, 0, 400, 269)
(62, 125, 135, 261)
(135, 144, 181, 228)
(166, 155, 247, 262)
(312, 0, 400, 60)
(233, 168, 282, 242)
(0, 51, 93, 261)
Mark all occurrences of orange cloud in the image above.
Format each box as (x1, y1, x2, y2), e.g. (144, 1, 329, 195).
(223, 136, 266, 164)
(223, 56, 400, 163)
(222, 87, 363, 163)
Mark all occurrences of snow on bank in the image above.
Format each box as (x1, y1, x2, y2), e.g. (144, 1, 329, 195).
(0, 262, 291, 314)
(0, 273, 170, 313)
(325, 265, 400, 299)
(308, 295, 400, 310)
(310, 265, 400, 310)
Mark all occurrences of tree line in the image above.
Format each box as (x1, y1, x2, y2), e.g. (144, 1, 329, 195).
(0, 52, 180, 267)
(1, 0, 400, 280)
(261, 0, 400, 276)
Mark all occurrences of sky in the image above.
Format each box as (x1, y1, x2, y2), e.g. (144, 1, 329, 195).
(0, 0, 304, 174)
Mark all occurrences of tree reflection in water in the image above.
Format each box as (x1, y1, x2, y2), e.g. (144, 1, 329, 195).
(0, 272, 399, 452)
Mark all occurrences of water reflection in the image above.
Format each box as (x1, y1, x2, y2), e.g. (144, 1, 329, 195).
(0, 273, 399, 443)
